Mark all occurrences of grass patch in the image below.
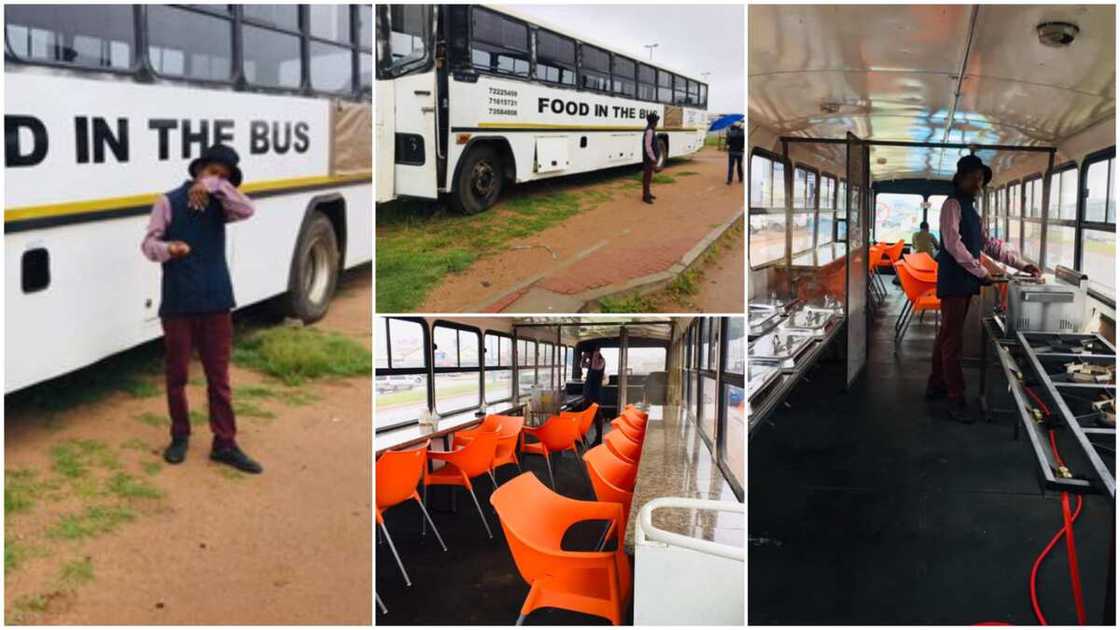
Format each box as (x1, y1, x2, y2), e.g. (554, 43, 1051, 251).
(106, 472, 164, 499)
(233, 398, 276, 420)
(5, 539, 35, 574)
(190, 409, 208, 425)
(5, 469, 48, 515)
(233, 327, 372, 386)
(50, 440, 119, 479)
(58, 558, 94, 589)
(376, 187, 606, 311)
(599, 292, 657, 313)
(628, 172, 677, 185)
(676, 170, 700, 176)
(119, 437, 151, 452)
(141, 461, 163, 477)
(122, 380, 159, 398)
(10, 592, 51, 620)
(235, 383, 319, 407)
(47, 505, 135, 541)
(134, 412, 166, 428)
(277, 389, 320, 407)
(234, 384, 276, 399)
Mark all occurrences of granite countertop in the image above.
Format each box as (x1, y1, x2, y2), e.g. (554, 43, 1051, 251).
(623, 405, 743, 552)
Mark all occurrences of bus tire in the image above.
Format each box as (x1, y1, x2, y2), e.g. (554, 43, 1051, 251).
(450, 145, 503, 214)
(655, 138, 669, 170)
(284, 211, 340, 323)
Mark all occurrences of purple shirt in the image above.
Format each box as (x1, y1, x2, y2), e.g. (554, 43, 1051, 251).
(141, 176, 255, 263)
(938, 196, 1023, 278)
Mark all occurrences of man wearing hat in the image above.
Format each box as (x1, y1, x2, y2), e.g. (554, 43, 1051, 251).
(726, 120, 745, 185)
(141, 144, 263, 473)
(641, 112, 661, 204)
(928, 154, 1040, 424)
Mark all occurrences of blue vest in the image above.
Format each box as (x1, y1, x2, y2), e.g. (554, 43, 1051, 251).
(935, 191, 983, 298)
(159, 181, 235, 317)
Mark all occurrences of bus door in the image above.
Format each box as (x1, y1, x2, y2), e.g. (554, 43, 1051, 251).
(376, 4, 439, 201)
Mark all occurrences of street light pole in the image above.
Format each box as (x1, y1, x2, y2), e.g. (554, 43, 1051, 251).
(642, 43, 659, 60)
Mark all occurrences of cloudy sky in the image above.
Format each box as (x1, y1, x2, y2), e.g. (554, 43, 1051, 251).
(496, 3, 745, 114)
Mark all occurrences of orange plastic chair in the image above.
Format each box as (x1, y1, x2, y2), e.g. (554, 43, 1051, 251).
(623, 404, 648, 422)
(425, 430, 500, 539)
(451, 414, 503, 449)
(492, 415, 526, 480)
(894, 261, 940, 343)
(604, 429, 642, 465)
(611, 416, 644, 443)
(375, 440, 447, 586)
(621, 405, 648, 428)
(520, 413, 581, 488)
(490, 472, 632, 625)
(565, 403, 599, 449)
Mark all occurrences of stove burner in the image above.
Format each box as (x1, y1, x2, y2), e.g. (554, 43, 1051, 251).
(1065, 362, 1116, 384)
(1032, 338, 1109, 355)
(1092, 396, 1115, 427)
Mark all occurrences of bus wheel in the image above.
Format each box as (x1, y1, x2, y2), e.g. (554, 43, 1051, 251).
(285, 211, 339, 323)
(451, 145, 503, 214)
(655, 138, 669, 170)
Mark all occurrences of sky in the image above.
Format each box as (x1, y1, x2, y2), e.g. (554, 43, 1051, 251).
(496, 3, 745, 114)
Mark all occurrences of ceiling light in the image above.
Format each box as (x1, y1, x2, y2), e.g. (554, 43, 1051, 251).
(1037, 21, 1080, 48)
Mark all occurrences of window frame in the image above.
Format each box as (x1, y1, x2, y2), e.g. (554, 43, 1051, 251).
(748, 147, 789, 269)
(4, 4, 141, 75)
(682, 317, 743, 501)
(1077, 147, 1116, 304)
(467, 5, 531, 80)
(483, 330, 514, 405)
(431, 320, 484, 417)
(1043, 161, 1080, 273)
(375, 316, 432, 433)
(577, 41, 611, 94)
(533, 26, 577, 87)
(610, 52, 636, 98)
(791, 163, 819, 255)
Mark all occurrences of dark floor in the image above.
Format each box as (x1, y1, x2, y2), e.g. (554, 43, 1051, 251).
(748, 283, 1115, 625)
(375, 426, 633, 626)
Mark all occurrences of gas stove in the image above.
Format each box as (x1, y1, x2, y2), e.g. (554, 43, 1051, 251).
(747, 362, 782, 402)
(779, 307, 836, 338)
(748, 330, 815, 371)
(748, 304, 784, 338)
(1023, 332, 1112, 356)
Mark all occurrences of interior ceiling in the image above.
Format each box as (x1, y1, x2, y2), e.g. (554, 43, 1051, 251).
(748, 4, 1115, 180)
(515, 317, 674, 342)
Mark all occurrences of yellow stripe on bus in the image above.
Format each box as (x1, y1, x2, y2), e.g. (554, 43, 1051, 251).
(475, 122, 701, 132)
(4, 172, 372, 223)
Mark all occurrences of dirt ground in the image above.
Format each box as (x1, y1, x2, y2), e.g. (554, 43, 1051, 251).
(646, 218, 745, 313)
(4, 268, 372, 625)
(420, 146, 744, 312)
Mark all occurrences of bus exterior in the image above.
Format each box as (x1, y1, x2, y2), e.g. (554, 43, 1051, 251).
(4, 5, 373, 394)
(376, 4, 710, 214)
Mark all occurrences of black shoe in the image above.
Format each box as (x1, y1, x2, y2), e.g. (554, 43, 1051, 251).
(650, 195, 656, 199)
(946, 400, 977, 425)
(210, 446, 263, 474)
(726, 180, 732, 185)
(642, 197, 654, 204)
(925, 386, 947, 401)
(164, 436, 189, 464)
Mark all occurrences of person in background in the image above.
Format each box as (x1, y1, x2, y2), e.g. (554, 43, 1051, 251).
(642, 112, 661, 204)
(141, 144, 264, 474)
(927, 155, 1040, 424)
(912, 220, 940, 256)
(580, 345, 606, 445)
(726, 120, 745, 185)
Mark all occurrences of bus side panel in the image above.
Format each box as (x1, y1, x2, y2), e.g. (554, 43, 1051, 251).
(375, 80, 396, 202)
(391, 71, 440, 199)
(342, 183, 373, 267)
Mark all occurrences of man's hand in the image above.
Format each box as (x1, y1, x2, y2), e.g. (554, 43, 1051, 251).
(188, 180, 210, 211)
(168, 241, 191, 258)
(1021, 263, 1042, 277)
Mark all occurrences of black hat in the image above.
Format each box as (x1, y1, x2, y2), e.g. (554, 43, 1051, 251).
(955, 154, 985, 177)
(189, 144, 243, 187)
(646, 112, 660, 124)
(982, 165, 993, 186)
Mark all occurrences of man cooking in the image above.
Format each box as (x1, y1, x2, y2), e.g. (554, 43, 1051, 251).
(927, 155, 1040, 424)
(141, 144, 263, 473)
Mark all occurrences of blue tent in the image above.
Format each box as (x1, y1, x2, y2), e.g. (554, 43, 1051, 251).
(708, 114, 744, 132)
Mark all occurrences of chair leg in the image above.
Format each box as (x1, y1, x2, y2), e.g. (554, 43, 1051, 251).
(377, 593, 388, 615)
(488, 469, 498, 490)
(467, 485, 494, 539)
(378, 521, 411, 587)
(515, 614, 527, 625)
(543, 452, 555, 489)
(415, 497, 447, 551)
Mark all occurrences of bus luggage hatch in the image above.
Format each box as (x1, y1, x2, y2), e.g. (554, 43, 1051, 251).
(534, 136, 570, 173)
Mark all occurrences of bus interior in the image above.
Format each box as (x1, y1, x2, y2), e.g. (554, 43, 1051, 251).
(374, 316, 744, 625)
(748, 4, 1115, 625)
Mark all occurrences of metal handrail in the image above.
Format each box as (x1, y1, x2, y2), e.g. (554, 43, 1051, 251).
(636, 497, 744, 562)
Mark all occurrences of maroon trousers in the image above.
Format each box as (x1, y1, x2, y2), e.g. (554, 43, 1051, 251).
(161, 313, 237, 449)
(642, 162, 654, 200)
(928, 295, 972, 402)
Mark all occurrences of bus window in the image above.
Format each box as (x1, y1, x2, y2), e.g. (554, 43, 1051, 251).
(534, 29, 576, 86)
(146, 5, 233, 81)
(687, 79, 699, 106)
(1021, 177, 1043, 264)
(637, 63, 656, 101)
(357, 5, 372, 49)
(517, 339, 536, 395)
(484, 333, 513, 404)
(374, 318, 429, 430)
(242, 21, 302, 89)
(611, 55, 636, 98)
(656, 68, 672, 103)
(673, 74, 686, 104)
(875, 193, 922, 244)
(470, 7, 529, 78)
(699, 82, 708, 108)
(242, 5, 299, 30)
(1084, 156, 1114, 223)
(792, 167, 817, 253)
(1007, 182, 1022, 254)
(308, 5, 349, 42)
(927, 194, 947, 240)
(819, 175, 835, 245)
(308, 5, 355, 93)
(6, 4, 134, 70)
(1082, 153, 1116, 294)
(626, 347, 666, 375)
(579, 43, 610, 92)
(433, 323, 481, 415)
(749, 153, 786, 266)
(1045, 165, 1079, 272)
(382, 4, 428, 73)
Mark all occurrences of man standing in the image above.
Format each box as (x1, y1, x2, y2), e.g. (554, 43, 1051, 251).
(581, 346, 607, 445)
(726, 121, 745, 185)
(642, 112, 661, 204)
(928, 155, 1039, 424)
(141, 144, 264, 473)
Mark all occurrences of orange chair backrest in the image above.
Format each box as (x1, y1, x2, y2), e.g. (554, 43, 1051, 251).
(491, 473, 595, 583)
(868, 244, 883, 271)
(584, 444, 637, 492)
(578, 403, 599, 436)
(451, 430, 500, 478)
(478, 414, 503, 432)
(887, 239, 905, 263)
(894, 261, 932, 304)
(534, 414, 579, 451)
(495, 415, 525, 458)
(613, 417, 644, 442)
(621, 407, 647, 428)
(605, 429, 641, 463)
(376, 440, 429, 512)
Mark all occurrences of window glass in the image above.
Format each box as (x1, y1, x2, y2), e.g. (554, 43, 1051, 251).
(309, 4, 350, 43)
(626, 347, 666, 375)
(147, 5, 232, 80)
(820, 176, 835, 210)
(699, 376, 717, 445)
(359, 52, 372, 90)
(374, 318, 428, 429)
(580, 44, 610, 91)
(637, 63, 656, 101)
(687, 79, 699, 105)
(1045, 224, 1076, 274)
(792, 213, 815, 253)
(1022, 220, 1041, 265)
(1049, 168, 1078, 220)
(1007, 218, 1021, 253)
(838, 181, 847, 211)
(612, 55, 636, 98)
(517, 339, 535, 395)
(927, 195, 947, 241)
(1008, 184, 1020, 217)
(434, 373, 480, 414)
(535, 30, 575, 85)
(357, 5, 372, 49)
(375, 372, 428, 428)
(242, 4, 299, 30)
(470, 8, 529, 77)
(721, 383, 745, 489)
(698, 83, 708, 107)
(657, 69, 672, 103)
(485, 368, 512, 404)
(387, 319, 425, 368)
(725, 318, 744, 375)
(458, 329, 480, 367)
(309, 40, 353, 92)
(1026, 178, 1043, 218)
(1081, 229, 1115, 294)
(875, 193, 923, 244)
(433, 326, 458, 367)
(243, 24, 301, 88)
(7, 4, 134, 69)
(386, 4, 427, 67)
(818, 212, 835, 246)
(1085, 158, 1113, 223)
(673, 75, 686, 104)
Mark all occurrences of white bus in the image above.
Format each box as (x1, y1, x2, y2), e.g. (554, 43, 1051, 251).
(375, 4, 710, 214)
(4, 4, 373, 393)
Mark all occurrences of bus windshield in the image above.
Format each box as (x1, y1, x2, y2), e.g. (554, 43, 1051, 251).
(376, 4, 430, 79)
